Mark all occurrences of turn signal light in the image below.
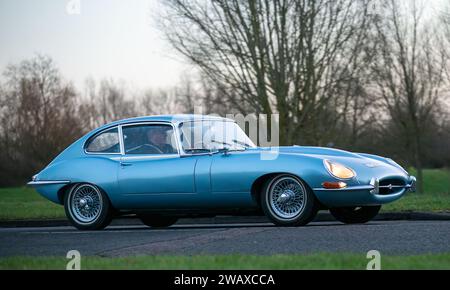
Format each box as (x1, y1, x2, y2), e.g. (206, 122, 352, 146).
(322, 181, 347, 189)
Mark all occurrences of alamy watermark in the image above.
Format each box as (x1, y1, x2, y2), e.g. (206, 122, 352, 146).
(190, 106, 280, 160)
(66, 250, 81, 270)
(66, 0, 81, 15)
(366, 250, 381, 270)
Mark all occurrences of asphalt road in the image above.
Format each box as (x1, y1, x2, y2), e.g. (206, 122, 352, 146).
(0, 220, 449, 257)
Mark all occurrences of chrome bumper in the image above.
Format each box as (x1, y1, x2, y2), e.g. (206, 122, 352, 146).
(369, 176, 416, 194)
(408, 176, 417, 193)
(27, 180, 71, 186)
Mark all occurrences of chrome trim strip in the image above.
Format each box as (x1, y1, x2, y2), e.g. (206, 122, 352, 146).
(121, 154, 179, 161)
(83, 151, 121, 155)
(84, 125, 121, 155)
(118, 125, 125, 155)
(178, 118, 235, 126)
(27, 180, 71, 186)
(175, 122, 187, 156)
(313, 185, 373, 191)
(315, 177, 416, 193)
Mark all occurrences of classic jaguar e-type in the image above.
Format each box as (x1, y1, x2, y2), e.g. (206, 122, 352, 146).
(28, 114, 416, 230)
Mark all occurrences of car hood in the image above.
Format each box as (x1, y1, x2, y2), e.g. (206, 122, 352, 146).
(252, 146, 365, 159)
(273, 146, 362, 158)
(253, 145, 402, 168)
(250, 145, 408, 178)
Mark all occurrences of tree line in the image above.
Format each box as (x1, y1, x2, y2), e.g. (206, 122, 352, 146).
(0, 0, 449, 191)
(159, 0, 450, 193)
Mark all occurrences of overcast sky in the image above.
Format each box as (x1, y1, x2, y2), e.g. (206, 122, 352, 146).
(0, 0, 188, 90)
(0, 0, 446, 92)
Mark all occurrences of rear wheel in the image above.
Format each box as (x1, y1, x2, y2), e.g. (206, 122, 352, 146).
(261, 174, 317, 226)
(330, 206, 381, 224)
(64, 183, 113, 230)
(139, 215, 178, 228)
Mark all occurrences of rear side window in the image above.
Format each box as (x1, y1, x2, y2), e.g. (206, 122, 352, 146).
(86, 127, 120, 153)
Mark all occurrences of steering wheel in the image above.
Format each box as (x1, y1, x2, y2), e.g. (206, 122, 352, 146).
(127, 144, 163, 154)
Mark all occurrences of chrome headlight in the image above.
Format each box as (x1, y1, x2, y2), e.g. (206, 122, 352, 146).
(324, 160, 356, 179)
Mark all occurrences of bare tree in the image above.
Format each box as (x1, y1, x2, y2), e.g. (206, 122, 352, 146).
(0, 55, 83, 185)
(372, 0, 448, 193)
(159, 0, 374, 145)
(139, 87, 182, 115)
(137, 73, 234, 116)
(82, 78, 137, 128)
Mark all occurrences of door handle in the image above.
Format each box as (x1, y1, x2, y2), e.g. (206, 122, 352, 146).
(120, 162, 133, 167)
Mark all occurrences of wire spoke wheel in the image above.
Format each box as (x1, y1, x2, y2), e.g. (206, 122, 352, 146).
(70, 184, 103, 224)
(269, 176, 307, 220)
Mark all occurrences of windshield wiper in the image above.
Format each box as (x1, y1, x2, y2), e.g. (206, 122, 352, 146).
(184, 148, 211, 153)
(231, 139, 251, 148)
(210, 139, 246, 152)
(210, 139, 233, 147)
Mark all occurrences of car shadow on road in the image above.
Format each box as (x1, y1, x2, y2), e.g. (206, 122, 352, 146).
(99, 221, 383, 232)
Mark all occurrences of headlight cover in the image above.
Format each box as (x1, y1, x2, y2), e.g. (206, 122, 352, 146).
(324, 160, 355, 179)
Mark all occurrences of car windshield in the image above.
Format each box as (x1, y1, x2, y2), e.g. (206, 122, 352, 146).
(180, 120, 256, 153)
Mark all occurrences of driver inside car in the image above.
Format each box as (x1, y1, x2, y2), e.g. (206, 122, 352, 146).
(145, 127, 176, 154)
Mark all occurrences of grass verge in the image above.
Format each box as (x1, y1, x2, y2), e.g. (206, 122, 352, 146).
(382, 168, 449, 212)
(0, 253, 449, 270)
(0, 187, 65, 220)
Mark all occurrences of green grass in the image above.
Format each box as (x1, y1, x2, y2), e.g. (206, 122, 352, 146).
(382, 168, 450, 213)
(0, 187, 65, 220)
(0, 253, 449, 270)
(381, 192, 450, 212)
(408, 168, 450, 195)
(0, 169, 448, 221)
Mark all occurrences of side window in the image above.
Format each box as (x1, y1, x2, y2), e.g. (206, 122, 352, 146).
(86, 127, 120, 153)
(122, 124, 178, 155)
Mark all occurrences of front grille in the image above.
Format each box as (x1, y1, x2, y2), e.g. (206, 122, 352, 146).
(378, 178, 406, 195)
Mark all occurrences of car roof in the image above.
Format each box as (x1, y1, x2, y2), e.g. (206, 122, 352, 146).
(118, 114, 232, 124)
(90, 114, 234, 135)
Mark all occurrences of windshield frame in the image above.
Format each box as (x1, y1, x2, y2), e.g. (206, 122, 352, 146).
(178, 120, 256, 155)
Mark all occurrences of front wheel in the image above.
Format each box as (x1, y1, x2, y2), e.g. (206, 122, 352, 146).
(64, 183, 113, 230)
(330, 206, 381, 224)
(261, 174, 317, 226)
(139, 215, 178, 228)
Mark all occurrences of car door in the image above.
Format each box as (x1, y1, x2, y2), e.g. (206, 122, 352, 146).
(117, 123, 197, 208)
(209, 151, 259, 207)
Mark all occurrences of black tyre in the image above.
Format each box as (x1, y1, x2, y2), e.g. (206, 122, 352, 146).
(330, 205, 381, 224)
(64, 183, 113, 230)
(261, 174, 317, 226)
(139, 215, 178, 228)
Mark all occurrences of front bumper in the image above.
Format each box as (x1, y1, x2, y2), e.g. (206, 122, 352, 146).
(369, 176, 416, 194)
(313, 176, 416, 207)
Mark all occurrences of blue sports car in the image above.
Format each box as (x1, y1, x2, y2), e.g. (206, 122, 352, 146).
(28, 114, 416, 230)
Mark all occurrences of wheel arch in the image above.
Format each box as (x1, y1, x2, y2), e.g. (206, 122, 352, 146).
(251, 172, 322, 208)
(57, 183, 75, 204)
(38, 156, 120, 207)
(57, 182, 114, 209)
